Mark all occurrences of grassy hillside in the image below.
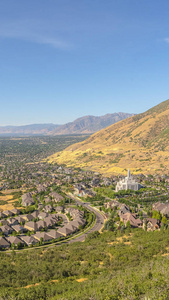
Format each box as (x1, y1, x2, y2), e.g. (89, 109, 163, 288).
(47, 99, 169, 175)
(1, 229, 169, 299)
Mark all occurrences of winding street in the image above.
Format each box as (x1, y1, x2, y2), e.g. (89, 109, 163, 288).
(67, 194, 106, 243)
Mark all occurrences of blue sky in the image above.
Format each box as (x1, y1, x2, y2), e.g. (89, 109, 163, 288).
(1, 0, 169, 125)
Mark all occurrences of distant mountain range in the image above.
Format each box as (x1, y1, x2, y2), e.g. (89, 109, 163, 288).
(0, 113, 134, 136)
(0, 124, 60, 136)
(47, 99, 169, 175)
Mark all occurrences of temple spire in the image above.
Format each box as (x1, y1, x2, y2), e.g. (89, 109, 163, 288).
(127, 169, 131, 178)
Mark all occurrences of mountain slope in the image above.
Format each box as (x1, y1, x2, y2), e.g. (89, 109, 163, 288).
(47, 99, 169, 175)
(50, 113, 134, 135)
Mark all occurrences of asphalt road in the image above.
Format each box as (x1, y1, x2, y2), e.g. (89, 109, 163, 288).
(67, 196, 105, 243)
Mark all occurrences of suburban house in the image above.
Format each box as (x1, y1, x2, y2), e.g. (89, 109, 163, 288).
(0, 212, 5, 219)
(10, 208, 21, 215)
(11, 224, 25, 233)
(50, 192, 64, 202)
(143, 218, 161, 231)
(120, 212, 142, 228)
(22, 214, 34, 222)
(36, 220, 47, 231)
(152, 202, 169, 215)
(24, 221, 38, 232)
(0, 225, 13, 236)
(33, 232, 53, 242)
(38, 212, 48, 219)
(104, 200, 120, 210)
(3, 210, 14, 217)
(20, 235, 38, 246)
(7, 236, 24, 247)
(47, 229, 63, 239)
(22, 192, 35, 207)
(118, 204, 131, 217)
(7, 218, 19, 226)
(0, 237, 10, 249)
(57, 226, 74, 236)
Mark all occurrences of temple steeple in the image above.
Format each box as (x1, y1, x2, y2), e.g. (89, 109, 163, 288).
(127, 169, 131, 178)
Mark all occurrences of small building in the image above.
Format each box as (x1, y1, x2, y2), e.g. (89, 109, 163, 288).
(3, 210, 14, 217)
(31, 210, 40, 218)
(38, 212, 48, 220)
(15, 216, 26, 224)
(36, 220, 47, 231)
(57, 226, 74, 236)
(143, 218, 161, 231)
(43, 216, 56, 227)
(7, 236, 24, 247)
(24, 221, 38, 232)
(0, 212, 5, 219)
(120, 212, 142, 228)
(10, 208, 21, 215)
(20, 235, 38, 246)
(0, 237, 10, 249)
(50, 192, 64, 202)
(0, 225, 13, 236)
(33, 232, 53, 242)
(7, 218, 19, 226)
(11, 224, 25, 233)
(47, 229, 63, 239)
(22, 214, 34, 222)
(22, 192, 35, 207)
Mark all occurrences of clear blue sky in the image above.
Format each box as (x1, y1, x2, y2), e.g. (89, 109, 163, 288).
(1, 0, 169, 125)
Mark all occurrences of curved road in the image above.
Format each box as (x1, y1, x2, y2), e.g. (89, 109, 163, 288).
(67, 195, 106, 243)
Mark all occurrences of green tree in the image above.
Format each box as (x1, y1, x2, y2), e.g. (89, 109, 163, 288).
(152, 210, 161, 220)
(161, 216, 167, 225)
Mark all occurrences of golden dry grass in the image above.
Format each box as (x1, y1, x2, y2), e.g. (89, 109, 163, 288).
(0, 195, 13, 201)
(0, 191, 19, 211)
(161, 253, 169, 257)
(107, 253, 114, 261)
(23, 283, 40, 289)
(76, 278, 88, 283)
(46, 102, 169, 175)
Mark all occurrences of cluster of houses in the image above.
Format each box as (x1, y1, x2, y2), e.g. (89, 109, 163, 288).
(21, 190, 65, 207)
(0, 206, 86, 250)
(105, 200, 162, 231)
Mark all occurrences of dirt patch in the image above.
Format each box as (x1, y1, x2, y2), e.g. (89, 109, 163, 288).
(23, 283, 40, 289)
(161, 253, 169, 257)
(124, 241, 132, 246)
(108, 241, 118, 245)
(76, 278, 88, 283)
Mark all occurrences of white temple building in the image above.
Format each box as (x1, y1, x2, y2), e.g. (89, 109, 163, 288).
(115, 169, 143, 192)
